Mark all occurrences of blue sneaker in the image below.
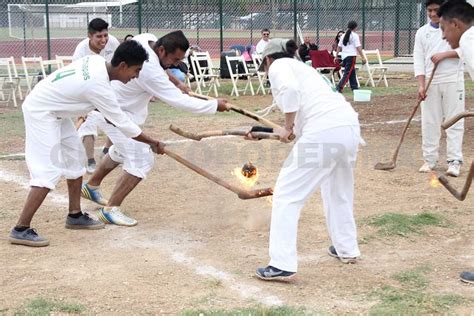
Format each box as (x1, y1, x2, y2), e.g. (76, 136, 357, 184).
(9, 228, 49, 247)
(81, 183, 108, 206)
(255, 266, 295, 282)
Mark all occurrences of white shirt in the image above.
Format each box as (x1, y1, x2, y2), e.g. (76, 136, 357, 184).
(111, 33, 217, 125)
(23, 55, 141, 138)
(268, 58, 359, 137)
(414, 23, 463, 84)
(338, 32, 361, 60)
(456, 26, 474, 80)
(256, 39, 269, 54)
(72, 34, 120, 62)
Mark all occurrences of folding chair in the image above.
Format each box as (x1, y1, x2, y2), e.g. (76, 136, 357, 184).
(308, 50, 340, 86)
(190, 51, 220, 97)
(362, 49, 388, 87)
(0, 57, 23, 107)
(55, 55, 73, 68)
(41, 58, 62, 75)
(21, 57, 44, 94)
(225, 55, 255, 97)
(251, 53, 268, 95)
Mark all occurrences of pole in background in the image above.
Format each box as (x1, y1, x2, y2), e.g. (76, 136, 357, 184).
(316, 0, 320, 46)
(361, 0, 366, 48)
(22, 10, 27, 57)
(45, 0, 51, 60)
(219, 0, 223, 53)
(293, 0, 297, 42)
(137, 0, 142, 35)
(394, 0, 401, 57)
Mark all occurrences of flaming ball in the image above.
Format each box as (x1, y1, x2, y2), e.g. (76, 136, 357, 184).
(241, 162, 257, 178)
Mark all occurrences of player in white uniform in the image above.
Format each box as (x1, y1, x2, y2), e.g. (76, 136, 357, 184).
(73, 18, 120, 174)
(8, 41, 165, 247)
(438, 0, 474, 285)
(80, 31, 228, 226)
(253, 39, 362, 281)
(414, 0, 465, 176)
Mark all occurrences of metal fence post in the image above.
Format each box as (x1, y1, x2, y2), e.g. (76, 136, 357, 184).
(219, 0, 223, 53)
(45, 0, 51, 60)
(137, 0, 142, 34)
(394, 0, 401, 57)
(293, 0, 297, 42)
(361, 0, 366, 48)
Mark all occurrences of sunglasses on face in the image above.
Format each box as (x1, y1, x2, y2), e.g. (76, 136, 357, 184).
(263, 33, 270, 36)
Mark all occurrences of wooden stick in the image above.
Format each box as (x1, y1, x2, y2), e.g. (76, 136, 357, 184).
(189, 91, 282, 129)
(441, 111, 474, 130)
(163, 147, 273, 200)
(438, 162, 474, 201)
(374, 64, 438, 171)
(169, 124, 280, 141)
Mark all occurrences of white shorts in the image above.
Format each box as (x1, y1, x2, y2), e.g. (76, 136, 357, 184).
(96, 113, 154, 179)
(77, 110, 106, 138)
(23, 105, 86, 190)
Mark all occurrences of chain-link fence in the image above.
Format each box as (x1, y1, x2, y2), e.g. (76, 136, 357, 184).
(0, 0, 426, 60)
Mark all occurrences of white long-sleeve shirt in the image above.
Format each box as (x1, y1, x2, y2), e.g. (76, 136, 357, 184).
(72, 35, 120, 62)
(414, 23, 463, 84)
(111, 33, 217, 125)
(338, 31, 361, 60)
(23, 55, 141, 138)
(268, 58, 359, 137)
(456, 26, 474, 80)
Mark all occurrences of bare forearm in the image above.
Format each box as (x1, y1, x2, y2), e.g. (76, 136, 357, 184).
(417, 75, 426, 88)
(284, 112, 296, 131)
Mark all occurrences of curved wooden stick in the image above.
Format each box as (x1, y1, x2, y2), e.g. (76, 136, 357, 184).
(163, 147, 273, 200)
(441, 111, 474, 130)
(374, 64, 438, 171)
(438, 162, 474, 201)
(169, 124, 280, 141)
(189, 91, 282, 129)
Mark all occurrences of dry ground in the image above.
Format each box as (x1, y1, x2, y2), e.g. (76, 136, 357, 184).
(0, 77, 473, 315)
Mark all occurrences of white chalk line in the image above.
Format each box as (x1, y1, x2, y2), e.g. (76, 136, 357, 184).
(0, 165, 283, 307)
(361, 116, 421, 127)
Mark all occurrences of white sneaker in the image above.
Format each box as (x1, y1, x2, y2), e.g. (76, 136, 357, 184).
(419, 161, 434, 173)
(97, 206, 137, 226)
(446, 160, 461, 177)
(86, 162, 96, 174)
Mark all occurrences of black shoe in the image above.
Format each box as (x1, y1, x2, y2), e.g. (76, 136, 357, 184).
(66, 212, 105, 230)
(460, 271, 474, 284)
(255, 265, 295, 282)
(328, 245, 357, 264)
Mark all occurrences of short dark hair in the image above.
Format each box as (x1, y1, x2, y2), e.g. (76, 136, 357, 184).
(154, 30, 189, 54)
(111, 40, 149, 67)
(438, 0, 474, 24)
(261, 28, 270, 34)
(425, 0, 444, 7)
(88, 18, 109, 34)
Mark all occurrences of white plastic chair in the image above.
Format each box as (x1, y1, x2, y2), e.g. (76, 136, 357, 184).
(190, 51, 220, 97)
(251, 53, 269, 95)
(225, 55, 255, 97)
(21, 57, 43, 94)
(362, 49, 388, 87)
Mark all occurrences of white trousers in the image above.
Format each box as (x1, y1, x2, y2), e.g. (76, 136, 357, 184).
(97, 118, 154, 179)
(77, 110, 105, 138)
(268, 125, 361, 272)
(421, 81, 465, 164)
(23, 107, 86, 190)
